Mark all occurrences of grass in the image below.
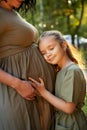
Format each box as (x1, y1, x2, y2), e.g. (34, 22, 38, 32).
(82, 93, 87, 116)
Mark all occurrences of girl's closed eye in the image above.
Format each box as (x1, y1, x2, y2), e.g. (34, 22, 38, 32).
(41, 51, 46, 56)
(49, 47, 54, 50)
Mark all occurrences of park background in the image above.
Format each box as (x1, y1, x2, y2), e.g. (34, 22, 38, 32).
(20, 0, 87, 116)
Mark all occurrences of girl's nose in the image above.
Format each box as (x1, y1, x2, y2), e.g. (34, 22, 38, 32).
(46, 51, 51, 58)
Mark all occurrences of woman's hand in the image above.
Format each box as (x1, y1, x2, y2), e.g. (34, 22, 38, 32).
(0, 69, 36, 100)
(29, 77, 46, 96)
(13, 79, 36, 100)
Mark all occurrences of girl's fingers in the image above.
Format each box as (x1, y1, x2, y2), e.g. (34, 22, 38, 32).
(29, 77, 39, 84)
(31, 82, 38, 89)
(29, 77, 42, 87)
(39, 78, 44, 85)
(29, 77, 44, 90)
(29, 81, 40, 93)
(26, 97, 35, 100)
(29, 77, 43, 85)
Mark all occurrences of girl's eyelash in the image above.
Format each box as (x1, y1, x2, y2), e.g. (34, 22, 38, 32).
(50, 47, 54, 50)
(41, 52, 46, 55)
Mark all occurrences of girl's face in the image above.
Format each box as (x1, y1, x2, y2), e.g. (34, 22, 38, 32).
(39, 36, 66, 66)
(3, 0, 24, 9)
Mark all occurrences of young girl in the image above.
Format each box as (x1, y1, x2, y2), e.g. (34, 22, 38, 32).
(29, 30, 87, 130)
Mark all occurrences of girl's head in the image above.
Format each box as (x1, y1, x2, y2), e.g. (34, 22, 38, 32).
(38, 30, 79, 67)
(0, 0, 36, 12)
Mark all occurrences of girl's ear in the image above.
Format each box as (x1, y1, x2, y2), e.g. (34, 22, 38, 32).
(62, 41, 67, 51)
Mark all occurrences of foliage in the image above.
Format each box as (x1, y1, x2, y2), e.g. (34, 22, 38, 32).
(82, 93, 87, 116)
(80, 49, 87, 68)
(19, 0, 87, 46)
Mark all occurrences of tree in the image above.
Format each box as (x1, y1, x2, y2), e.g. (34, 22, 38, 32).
(38, 0, 85, 46)
(20, 0, 87, 47)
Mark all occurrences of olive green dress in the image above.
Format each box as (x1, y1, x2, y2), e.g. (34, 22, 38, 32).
(55, 63, 87, 130)
(0, 7, 56, 130)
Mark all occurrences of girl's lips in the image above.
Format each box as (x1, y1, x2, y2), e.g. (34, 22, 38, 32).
(48, 57, 55, 62)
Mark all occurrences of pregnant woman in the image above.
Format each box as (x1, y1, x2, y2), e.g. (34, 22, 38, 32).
(0, 0, 56, 130)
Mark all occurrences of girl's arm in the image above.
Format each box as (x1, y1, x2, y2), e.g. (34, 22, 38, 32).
(29, 77, 76, 114)
(0, 69, 35, 100)
(41, 89, 76, 114)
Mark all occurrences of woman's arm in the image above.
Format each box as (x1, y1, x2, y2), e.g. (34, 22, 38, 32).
(0, 69, 19, 87)
(0, 69, 36, 100)
(29, 77, 76, 114)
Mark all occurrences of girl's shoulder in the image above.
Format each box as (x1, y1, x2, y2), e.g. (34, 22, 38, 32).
(58, 63, 81, 75)
(66, 63, 85, 79)
(67, 63, 82, 72)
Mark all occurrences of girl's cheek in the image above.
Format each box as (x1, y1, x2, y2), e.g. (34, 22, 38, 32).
(44, 55, 47, 60)
(44, 57, 49, 62)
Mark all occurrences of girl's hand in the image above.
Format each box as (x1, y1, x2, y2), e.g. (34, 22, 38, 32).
(29, 77, 46, 96)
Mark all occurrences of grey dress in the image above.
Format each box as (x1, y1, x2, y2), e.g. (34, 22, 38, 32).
(55, 63, 87, 130)
(0, 7, 56, 130)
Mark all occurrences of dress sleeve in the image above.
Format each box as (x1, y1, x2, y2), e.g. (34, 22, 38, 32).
(60, 69, 86, 105)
